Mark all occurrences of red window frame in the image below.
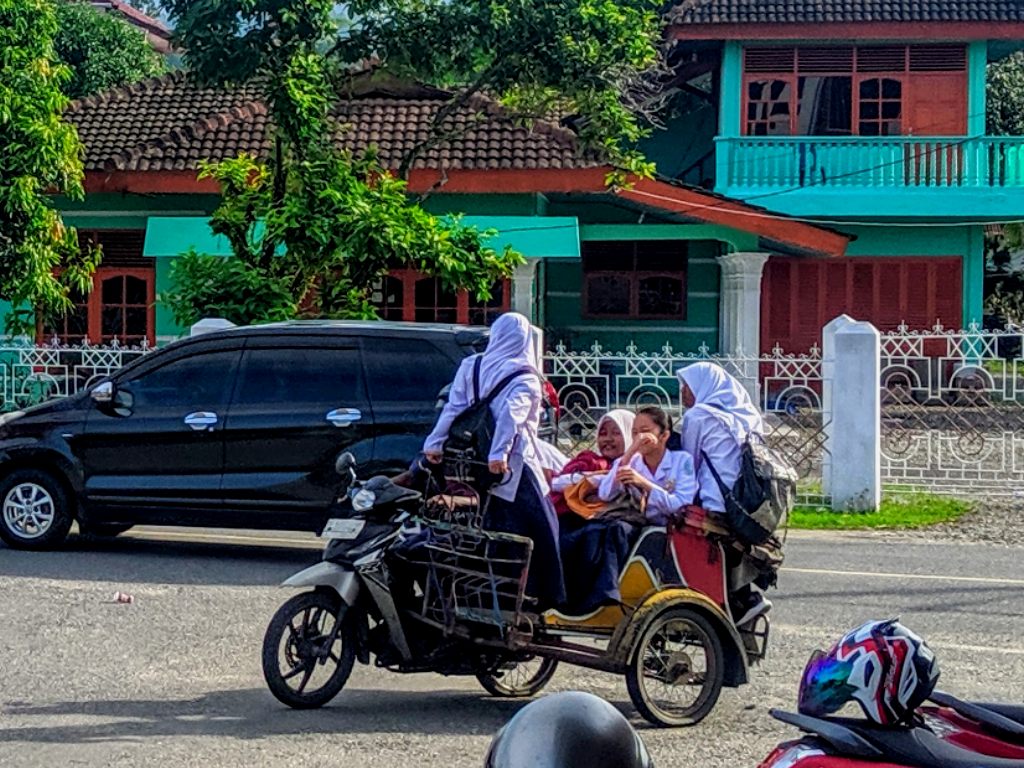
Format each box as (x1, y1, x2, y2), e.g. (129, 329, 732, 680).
(581, 241, 688, 321)
(372, 269, 511, 325)
(39, 229, 155, 346)
(741, 45, 963, 137)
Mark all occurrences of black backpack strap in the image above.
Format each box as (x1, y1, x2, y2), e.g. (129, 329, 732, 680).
(480, 367, 537, 407)
(471, 356, 483, 404)
(700, 449, 731, 496)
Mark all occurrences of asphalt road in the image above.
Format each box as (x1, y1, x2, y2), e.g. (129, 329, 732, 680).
(0, 528, 1021, 768)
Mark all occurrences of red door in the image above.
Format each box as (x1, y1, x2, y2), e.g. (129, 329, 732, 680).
(760, 256, 963, 353)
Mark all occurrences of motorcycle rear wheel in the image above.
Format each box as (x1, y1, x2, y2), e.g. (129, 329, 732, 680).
(262, 590, 356, 709)
(477, 656, 558, 698)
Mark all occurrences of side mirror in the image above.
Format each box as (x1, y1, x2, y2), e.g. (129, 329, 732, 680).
(335, 452, 357, 476)
(91, 381, 115, 404)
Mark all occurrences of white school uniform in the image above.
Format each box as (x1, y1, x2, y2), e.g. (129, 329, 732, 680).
(597, 450, 698, 525)
(423, 313, 548, 503)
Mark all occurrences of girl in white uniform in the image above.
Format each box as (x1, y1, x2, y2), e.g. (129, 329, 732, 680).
(675, 361, 769, 625)
(597, 406, 698, 525)
(424, 312, 565, 609)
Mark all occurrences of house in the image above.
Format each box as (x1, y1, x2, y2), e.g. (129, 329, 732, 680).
(38, 72, 847, 354)
(656, 0, 1024, 351)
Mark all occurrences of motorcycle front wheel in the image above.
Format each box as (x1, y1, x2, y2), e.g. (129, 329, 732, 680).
(477, 656, 559, 698)
(262, 590, 356, 709)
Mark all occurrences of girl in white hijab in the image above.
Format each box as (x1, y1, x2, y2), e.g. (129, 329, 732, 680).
(676, 361, 769, 625)
(424, 312, 565, 609)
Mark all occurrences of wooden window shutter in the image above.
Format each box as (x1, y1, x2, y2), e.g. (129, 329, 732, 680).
(745, 47, 795, 73)
(856, 46, 908, 72)
(798, 46, 853, 73)
(909, 45, 967, 72)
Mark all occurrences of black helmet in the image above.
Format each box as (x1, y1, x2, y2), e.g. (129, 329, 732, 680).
(485, 691, 653, 768)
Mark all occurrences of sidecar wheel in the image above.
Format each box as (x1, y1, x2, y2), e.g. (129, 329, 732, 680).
(477, 656, 558, 698)
(626, 607, 725, 727)
(262, 590, 356, 709)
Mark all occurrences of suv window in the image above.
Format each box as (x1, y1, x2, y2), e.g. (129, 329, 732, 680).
(234, 347, 364, 408)
(362, 338, 458, 403)
(123, 350, 237, 410)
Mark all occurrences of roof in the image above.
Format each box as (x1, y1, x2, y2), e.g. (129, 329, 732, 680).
(66, 72, 597, 173)
(670, 0, 1024, 24)
(88, 0, 172, 53)
(172, 320, 489, 349)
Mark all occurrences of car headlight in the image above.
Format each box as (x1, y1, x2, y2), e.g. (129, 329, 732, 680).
(351, 489, 377, 513)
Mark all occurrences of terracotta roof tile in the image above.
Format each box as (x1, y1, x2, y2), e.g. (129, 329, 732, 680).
(670, 0, 1024, 24)
(67, 72, 598, 173)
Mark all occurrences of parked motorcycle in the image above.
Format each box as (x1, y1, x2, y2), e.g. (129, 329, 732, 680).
(261, 452, 555, 709)
(758, 619, 1024, 768)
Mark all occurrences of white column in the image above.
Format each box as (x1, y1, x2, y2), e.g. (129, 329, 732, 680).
(511, 257, 541, 322)
(716, 252, 769, 402)
(716, 251, 769, 356)
(823, 314, 881, 512)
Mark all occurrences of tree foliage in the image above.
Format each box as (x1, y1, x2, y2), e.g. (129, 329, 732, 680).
(53, 0, 166, 99)
(0, 0, 97, 335)
(160, 0, 663, 324)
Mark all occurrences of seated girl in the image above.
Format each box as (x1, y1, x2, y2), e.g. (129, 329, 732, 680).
(597, 406, 698, 526)
(549, 409, 635, 525)
(560, 406, 697, 613)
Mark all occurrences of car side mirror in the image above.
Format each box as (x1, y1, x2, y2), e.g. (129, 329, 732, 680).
(91, 381, 115, 404)
(335, 452, 356, 475)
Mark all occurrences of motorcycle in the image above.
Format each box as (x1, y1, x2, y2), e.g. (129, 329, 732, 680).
(262, 451, 775, 726)
(760, 691, 1024, 767)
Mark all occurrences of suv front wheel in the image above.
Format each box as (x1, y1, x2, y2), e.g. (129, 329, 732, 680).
(0, 469, 74, 550)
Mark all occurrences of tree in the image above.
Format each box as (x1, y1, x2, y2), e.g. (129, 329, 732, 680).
(0, 0, 97, 336)
(160, 0, 663, 324)
(53, 0, 166, 99)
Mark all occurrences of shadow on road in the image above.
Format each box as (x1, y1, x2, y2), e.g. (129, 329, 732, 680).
(0, 534, 318, 587)
(0, 686, 556, 743)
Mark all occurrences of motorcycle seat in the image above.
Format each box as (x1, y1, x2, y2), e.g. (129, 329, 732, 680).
(931, 691, 1024, 739)
(772, 710, 1024, 768)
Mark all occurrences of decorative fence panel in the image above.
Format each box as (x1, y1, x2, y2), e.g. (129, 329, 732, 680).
(542, 341, 829, 501)
(880, 323, 1024, 498)
(0, 340, 151, 413)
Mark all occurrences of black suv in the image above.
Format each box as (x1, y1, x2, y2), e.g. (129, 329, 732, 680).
(0, 321, 491, 549)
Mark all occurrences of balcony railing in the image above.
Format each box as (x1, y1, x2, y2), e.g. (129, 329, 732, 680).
(716, 136, 1024, 191)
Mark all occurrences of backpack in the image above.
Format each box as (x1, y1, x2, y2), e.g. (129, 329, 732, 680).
(443, 357, 535, 487)
(701, 434, 797, 546)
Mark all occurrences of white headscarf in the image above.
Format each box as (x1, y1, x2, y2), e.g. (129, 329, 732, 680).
(597, 409, 636, 452)
(476, 312, 536, 397)
(676, 362, 763, 441)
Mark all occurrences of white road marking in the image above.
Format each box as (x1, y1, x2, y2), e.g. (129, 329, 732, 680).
(785, 566, 1024, 587)
(773, 623, 1024, 656)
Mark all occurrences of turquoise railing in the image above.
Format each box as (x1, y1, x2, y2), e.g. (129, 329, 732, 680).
(716, 136, 1024, 190)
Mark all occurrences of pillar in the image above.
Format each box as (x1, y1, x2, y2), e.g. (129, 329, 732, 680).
(511, 257, 541, 322)
(823, 314, 881, 512)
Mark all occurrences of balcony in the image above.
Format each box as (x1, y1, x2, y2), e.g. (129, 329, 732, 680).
(714, 136, 1024, 219)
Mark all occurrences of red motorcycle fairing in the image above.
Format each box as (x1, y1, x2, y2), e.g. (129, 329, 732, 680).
(923, 708, 1024, 760)
(758, 739, 905, 768)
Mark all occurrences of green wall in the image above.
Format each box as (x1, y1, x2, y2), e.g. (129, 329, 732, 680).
(544, 238, 721, 354)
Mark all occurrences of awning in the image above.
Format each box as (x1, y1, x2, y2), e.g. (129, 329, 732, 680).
(143, 216, 580, 259)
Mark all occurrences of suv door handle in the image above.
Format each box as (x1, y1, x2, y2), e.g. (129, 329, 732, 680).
(326, 408, 362, 427)
(184, 412, 218, 431)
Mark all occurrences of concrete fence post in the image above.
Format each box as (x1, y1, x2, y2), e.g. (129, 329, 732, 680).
(823, 315, 881, 512)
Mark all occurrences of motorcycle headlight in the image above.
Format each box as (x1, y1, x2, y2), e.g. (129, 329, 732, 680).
(351, 489, 377, 513)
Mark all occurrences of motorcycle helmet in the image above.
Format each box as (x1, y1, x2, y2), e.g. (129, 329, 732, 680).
(798, 618, 939, 725)
(484, 691, 653, 768)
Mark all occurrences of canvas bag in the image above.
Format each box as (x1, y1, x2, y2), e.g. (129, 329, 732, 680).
(701, 434, 797, 546)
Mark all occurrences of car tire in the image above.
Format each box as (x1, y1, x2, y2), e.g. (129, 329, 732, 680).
(0, 469, 74, 550)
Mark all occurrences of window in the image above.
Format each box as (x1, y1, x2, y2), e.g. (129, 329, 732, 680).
(234, 347, 364, 408)
(41, 230, 155, 346)
(582, 241, 687, 320)
(362, 338, 457, 404)
(124, 351, 237, 410)
(370, 269, 510, 325)
(742, 45, 964, 137)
